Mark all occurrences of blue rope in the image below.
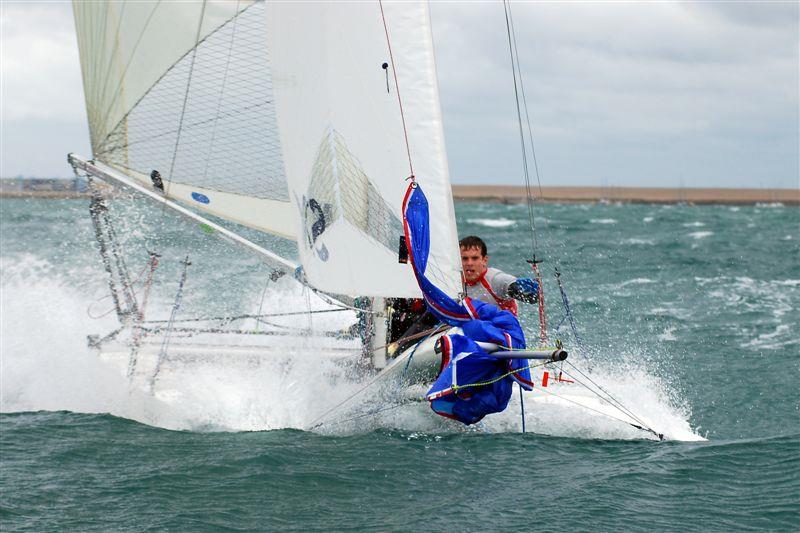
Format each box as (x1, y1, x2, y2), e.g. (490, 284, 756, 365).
(555, 270, 586, 353)
(553, 313, 569, 332)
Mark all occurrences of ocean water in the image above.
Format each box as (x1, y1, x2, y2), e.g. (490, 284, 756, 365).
(1, 196, 798, 530)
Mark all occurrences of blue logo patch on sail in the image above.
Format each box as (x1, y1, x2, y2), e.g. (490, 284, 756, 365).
(191, 192, 210, 204)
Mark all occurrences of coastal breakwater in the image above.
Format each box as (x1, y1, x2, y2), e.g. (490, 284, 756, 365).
(1, 178, 797, 205)
(452, 185, 799, 206)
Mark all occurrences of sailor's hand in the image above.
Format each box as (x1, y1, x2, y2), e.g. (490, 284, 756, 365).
(508, 277, 539, 303)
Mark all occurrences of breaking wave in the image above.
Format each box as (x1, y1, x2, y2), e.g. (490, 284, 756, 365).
(622, 238, 656, 245)
(467, 218, 516, 228)
(1, 253, 703, 441)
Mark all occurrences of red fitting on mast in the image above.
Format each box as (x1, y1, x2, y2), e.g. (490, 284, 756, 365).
(529, 260, 547, 345)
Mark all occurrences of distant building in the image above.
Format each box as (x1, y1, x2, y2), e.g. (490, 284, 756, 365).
(0, 177, 90, 197)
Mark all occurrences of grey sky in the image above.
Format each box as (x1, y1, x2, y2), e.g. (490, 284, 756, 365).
(1, 1, 798, 188)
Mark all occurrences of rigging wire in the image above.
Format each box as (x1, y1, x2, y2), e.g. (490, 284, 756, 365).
(533, 384, 663, 440)
(503, 0, 549, 345)
(506, 0, 545, 200)
(164, 0, 208, 202)
(378, 0, 415, 180)
(86, 254, 158, 319)
(314, 399, 418, 430)
(202, 0, 240, 182)
(307, 330, 436, 430)
(559, 361, 657, 435)
(554, 268, 585, 351)
(139, 308, 352, 325)
(502, 0, 538, 258)
(254, 274, 271, 333)
(150, 256, 191, 389)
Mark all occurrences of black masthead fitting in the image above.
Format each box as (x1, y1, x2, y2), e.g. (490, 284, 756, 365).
(526, 257, 544, 266)
(398, 235, 409, 264)
(150, 170, 164, 193)
(382, 62, 390, 93)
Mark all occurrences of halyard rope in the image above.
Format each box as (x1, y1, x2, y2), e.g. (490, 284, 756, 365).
(379, 0, 414, 179)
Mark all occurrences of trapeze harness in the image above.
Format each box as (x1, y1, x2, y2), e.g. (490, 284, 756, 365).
(465, 268, 519, 316)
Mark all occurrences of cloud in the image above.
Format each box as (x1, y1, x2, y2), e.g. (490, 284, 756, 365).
(0, 1, 797, 186)
(1, 2, 86, 121)
(430, 1, 799, 187)
(1, 2, 89, 177)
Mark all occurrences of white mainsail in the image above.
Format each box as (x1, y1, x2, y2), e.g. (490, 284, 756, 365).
(266, 2, 462, 298)
(73, 0, 461, 298)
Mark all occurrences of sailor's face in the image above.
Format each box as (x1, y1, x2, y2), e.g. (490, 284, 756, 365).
(460, 246, 488, 283)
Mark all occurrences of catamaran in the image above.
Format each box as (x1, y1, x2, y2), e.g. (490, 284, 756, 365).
(69, 0, 666, 439)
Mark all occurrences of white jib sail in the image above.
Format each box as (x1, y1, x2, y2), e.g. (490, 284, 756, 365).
(72, 1, 296, 239)
(266, 1, 462, 298)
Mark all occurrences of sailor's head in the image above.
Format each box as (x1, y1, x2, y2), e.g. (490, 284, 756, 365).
(459, 235, 488, 283)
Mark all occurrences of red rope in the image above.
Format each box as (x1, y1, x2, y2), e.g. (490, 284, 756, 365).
(531, 262, 547, 345)
(378, 0, 414, 180)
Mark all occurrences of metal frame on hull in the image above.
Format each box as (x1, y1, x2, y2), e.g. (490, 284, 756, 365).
(69, 152, 438, 381)
(68, 154, 299, 274)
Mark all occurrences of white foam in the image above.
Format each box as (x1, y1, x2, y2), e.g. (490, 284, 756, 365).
(467, 218, 516, 228)
(1, 255, 129, 416)
(622, 238, 655, 245)
(647, 306, 692, 320)
(688, 231, 713, 239)
(0, 254, 366, 432)
(705, 276, 796, 320)
(682, 221, 706, 227)
(740, 324, 794, 350)
(657, 326, 678, 342)
(590, 218, 618, 224)
(1, 254, 707, 441)
(480, 362, 704, 442)
(643, 216, 654, 223)
(619, 277, 656, 287)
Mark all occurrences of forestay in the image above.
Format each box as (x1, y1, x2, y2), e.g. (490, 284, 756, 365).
(266, 2, 462, 298)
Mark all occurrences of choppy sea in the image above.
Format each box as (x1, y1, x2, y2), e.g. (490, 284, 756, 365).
(1, 196, 798, 531)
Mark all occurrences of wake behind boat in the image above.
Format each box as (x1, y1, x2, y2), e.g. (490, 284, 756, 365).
(69, 0, 673, 440)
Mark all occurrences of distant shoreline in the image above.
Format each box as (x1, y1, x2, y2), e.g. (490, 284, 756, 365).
(1, 179, 797, 205)
(451, 185, 799, 206)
